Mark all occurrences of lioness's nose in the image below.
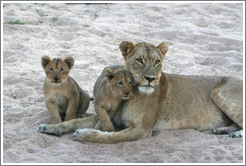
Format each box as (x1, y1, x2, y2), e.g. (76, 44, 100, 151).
(144, 76, 155, 83)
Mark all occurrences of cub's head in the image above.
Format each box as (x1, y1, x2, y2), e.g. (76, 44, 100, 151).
(105, 67, 135, 100)
(119, 41, 168, 95)
(41, 55, 74, 84)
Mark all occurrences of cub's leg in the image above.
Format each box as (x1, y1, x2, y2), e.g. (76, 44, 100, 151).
(38, 115, 98, 136)
(94, 105, 115, 132)
(211, 77, 243, 138)
(45, 98, 62, 124)
(94, 120, 115, 132)
(73, 126, 150, 144)
(64, 99, 79, 121)
(76, 92, 90, 118)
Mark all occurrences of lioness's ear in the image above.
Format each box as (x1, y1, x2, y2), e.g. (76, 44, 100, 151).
(105, 67, 115, 81)
(119, 41, 136, 61)
(64, 56, 74, 69)
(41, 55, 51, 69)
(157, 42, 169, 57)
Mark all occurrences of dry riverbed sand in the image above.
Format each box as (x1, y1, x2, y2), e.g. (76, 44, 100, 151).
(2, 3, 244, 163)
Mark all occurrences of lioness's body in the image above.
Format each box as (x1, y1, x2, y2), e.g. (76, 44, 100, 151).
(42, 56, 90, 124)
(116, 74, 236, 132)
(155, 74, 243, 131)
(38, 42, 243, 143)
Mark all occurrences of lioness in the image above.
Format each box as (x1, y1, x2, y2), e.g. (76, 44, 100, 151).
(93, 66, 135, 131)
(38, 42, 243, 143)
(41, 55, 90, 124)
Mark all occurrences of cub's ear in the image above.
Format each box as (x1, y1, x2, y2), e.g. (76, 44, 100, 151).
(64, 56, 74, 69)
(104, 67, 115, 81)
(157, 42, 169, 57)
(41, 55, 51, 69)
(119, 41, 136, 61)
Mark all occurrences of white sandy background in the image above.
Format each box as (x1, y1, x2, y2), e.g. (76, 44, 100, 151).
(2, 3, 244, 163)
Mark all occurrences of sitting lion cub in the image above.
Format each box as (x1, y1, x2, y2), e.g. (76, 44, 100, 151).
(41, 55, 90, 124)
(93, 66, 135, 131)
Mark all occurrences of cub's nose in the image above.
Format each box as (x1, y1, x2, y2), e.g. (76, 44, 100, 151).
(124, 92, 130, 95)
(144, 76, 155, 83)
(54, 76, 59, 81)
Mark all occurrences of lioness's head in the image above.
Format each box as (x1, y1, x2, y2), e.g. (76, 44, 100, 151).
(119, 41, 168, 95)
(41, 55, 74, 84)
(105, 67, 135, 100)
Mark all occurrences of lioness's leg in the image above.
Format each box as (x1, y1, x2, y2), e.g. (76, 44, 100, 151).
(211, 77, 243, 137)
(73, 126, 150, 144)
(38, 115, 98, 136)
(212, 124, 243, 138)
(212, 123, 240, 135)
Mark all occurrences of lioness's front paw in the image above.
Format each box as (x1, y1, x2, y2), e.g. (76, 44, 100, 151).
(73, 129, 83, 138)
(229, 130, 243, 138)
(73, 128, 99, 141)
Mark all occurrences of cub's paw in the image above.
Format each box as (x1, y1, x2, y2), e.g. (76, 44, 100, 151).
(229, 130, 243, 138)
(101, 122, 115, 132)
(73, 128, 100, 141)
(37, 124, 48, 133)
(37, 124, 62, 136)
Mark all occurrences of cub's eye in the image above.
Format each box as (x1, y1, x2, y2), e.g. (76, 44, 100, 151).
(155, 59, 161, 66)
(49, 68, 54, 72)
(129, 81, 132, 85)
(136, 58, 144, 65)
(60, 68, 64, 72)
(117, 82, 123, 87)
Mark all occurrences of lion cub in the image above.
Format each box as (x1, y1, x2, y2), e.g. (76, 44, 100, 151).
(93, 66, 135, 131)
(41, 55, 90, 124)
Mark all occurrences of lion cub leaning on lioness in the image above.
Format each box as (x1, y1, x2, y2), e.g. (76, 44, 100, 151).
(93, 66, 136, 131)
(41, 55, 90, 124)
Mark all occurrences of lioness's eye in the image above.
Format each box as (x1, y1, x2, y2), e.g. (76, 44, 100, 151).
(136, 58, 144, 65)
(50, 68, 54, 72)
(155, 59, 161, 66)
(60, 68, 64, 72)
(129, 81, 132, 85)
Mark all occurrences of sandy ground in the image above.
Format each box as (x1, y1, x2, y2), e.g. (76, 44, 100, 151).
(2, 2, 244, 164)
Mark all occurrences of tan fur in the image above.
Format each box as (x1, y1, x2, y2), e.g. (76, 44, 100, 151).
(93, 66, 135, 131)
(41, 56, 90, 124)
(38, 42, 243, 143)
